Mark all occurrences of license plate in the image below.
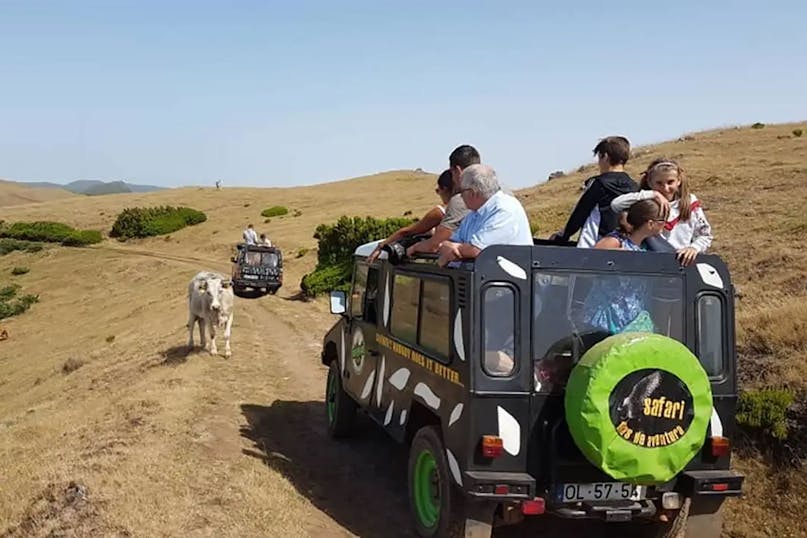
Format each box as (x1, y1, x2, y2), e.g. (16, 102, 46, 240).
(244, 274, 259, 280)
(555, 482, 645, 503)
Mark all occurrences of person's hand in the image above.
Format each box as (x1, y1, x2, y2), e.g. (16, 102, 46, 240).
(406, 244, 418, 257)
(367, 244, 383, 263)
(653, 191, 672, 220)
(676, 247, 698, 266)
(548, 230, 565, 242)
(437, 241, 462, 267)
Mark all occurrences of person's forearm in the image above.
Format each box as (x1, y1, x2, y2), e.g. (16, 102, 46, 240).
(457, 243, 481, 259)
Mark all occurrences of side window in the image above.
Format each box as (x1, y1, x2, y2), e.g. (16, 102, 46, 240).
(483, 286, 516, 377)
(696, 295, 724, 377)
(351, 264, 368, 317)
(364, 267, 380, 324)
(391, 274, 420, 343)
(419, 279, 450, 358)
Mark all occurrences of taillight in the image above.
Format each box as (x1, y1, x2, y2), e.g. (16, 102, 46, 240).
(521, 498, 545, 515)
(481, 435, 504, 458)
(710, 436, 730, 457)
(706, 483, 729, 492)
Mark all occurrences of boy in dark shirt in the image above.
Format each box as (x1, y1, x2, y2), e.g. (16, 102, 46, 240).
(551, 136, 638, 247)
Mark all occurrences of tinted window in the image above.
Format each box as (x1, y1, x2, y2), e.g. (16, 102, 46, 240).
(419, 279, 450, 358)
(697, 295, 724, 376)
(483, 286, 516, 377)
(364, 267, 380, 324)
(532, 272, 684, 391)
(391, 274, 420, 343)
(351, 264, 368, 317)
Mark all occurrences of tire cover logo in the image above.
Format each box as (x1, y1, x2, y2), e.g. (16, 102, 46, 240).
(609, 369, 694, 448)
(351, 326, 366, 373)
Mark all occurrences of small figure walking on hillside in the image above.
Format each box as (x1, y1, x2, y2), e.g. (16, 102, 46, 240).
(215, 179, 222, 190)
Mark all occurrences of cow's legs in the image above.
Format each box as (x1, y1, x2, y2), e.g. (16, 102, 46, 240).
(208, 319, 218, 355)
(223, 314, 233, 358)
(187, 313, 196, 349)
(199, 318, 207, 351)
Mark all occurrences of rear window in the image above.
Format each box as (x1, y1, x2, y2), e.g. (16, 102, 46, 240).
(532, 272, 684, 390)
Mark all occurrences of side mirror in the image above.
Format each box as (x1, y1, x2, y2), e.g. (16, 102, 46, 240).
(329, 290, 347, 315)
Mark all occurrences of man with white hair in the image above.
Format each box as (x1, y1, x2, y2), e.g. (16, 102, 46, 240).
(437, 164, 533, 267)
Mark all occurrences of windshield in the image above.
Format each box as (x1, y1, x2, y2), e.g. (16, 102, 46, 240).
(532, 271, 684, 392)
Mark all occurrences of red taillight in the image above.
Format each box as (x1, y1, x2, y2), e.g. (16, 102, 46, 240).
(521, 498, 545, 515)
(710, 436, 730, 457)
(494, 485, 509, 495)
(707, 483, 730, 492)
(481, 435, 504, 458)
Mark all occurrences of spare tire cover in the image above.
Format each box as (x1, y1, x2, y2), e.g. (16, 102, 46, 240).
(565, 333, 712, 484)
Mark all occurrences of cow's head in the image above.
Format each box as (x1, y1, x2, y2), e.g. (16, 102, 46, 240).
(197, 277, 233, 324)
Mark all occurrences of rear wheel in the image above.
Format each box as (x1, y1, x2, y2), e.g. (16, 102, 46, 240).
(325, 360, 355, 438)
(408, 426, 467, 538)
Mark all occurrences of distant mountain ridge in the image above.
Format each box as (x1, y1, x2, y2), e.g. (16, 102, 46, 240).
(20, 179, 165, 195)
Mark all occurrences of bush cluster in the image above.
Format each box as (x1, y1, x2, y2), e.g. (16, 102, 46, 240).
(301, 215, 413, 296)
(0, 221, 102, 246)
(110, 206, 207, 239)
(0, 284, 39, 320)
(261, 206, 289, 218)
(736, 388, 794, 441)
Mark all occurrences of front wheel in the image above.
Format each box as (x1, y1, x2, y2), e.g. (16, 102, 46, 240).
(325, 360, 356, 438)
(408, 426, 467, 538)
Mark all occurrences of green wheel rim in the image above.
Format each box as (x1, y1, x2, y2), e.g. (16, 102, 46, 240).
(413, 449, 440, 528)
(326, 368, 336, 424)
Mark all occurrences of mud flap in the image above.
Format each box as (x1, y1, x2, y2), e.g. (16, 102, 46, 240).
(463, 501, 496, 538)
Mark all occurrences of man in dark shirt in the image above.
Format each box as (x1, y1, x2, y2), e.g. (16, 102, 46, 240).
(551, 136, 638, 248)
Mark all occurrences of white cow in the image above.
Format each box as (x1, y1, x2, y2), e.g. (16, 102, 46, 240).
(187, 271, 234, 358)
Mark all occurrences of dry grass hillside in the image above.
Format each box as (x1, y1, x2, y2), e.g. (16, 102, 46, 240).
(0, 180, 76, 207)
(0, 122, 805, 537)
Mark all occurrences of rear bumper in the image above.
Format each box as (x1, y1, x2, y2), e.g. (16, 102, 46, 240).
(552, 499, 657, 521)
(464, 471, 535, 500)
(677, 470, 744, 498)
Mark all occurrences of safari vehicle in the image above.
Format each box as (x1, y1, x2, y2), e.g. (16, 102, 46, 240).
(320, 237, 744, 537)
(230, 243, 283, 296)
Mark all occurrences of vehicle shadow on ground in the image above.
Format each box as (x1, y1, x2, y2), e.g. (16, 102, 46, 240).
(240, 400, 412, 538)
(239, 401, 657, 538)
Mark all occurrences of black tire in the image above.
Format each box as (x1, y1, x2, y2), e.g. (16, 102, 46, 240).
(408, 426, 467, 538)
(325, 360, 356, 438)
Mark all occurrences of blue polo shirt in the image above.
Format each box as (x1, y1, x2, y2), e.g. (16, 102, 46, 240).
(450, 190, 533, 249)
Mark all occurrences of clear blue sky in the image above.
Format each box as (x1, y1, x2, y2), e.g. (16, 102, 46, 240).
(0, 1, 804, 189)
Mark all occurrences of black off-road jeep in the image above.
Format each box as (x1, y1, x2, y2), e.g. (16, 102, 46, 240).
(321, 238, 743, 538)
(230, 243, 283, 296)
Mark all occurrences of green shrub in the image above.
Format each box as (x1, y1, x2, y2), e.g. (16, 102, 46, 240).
(736, 388, 794, 440)
(110, 206, 207, 239)
(793, 129, 803, 138)
(296, 247, 309, 258)
(0, 221, 101, 246)
(0, 284, 38, 320)
(261, 206, 289, 218)
(751, 122, 765, 129)
(0, 239, 42, 255)
(61, 230, 103, 246)
(11, 267, 30, 276)
(301, 215, 414, 296)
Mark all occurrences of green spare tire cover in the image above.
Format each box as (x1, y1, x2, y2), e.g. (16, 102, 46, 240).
(565, 333, 712, 485)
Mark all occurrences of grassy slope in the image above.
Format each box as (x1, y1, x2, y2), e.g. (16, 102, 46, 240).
(0, 180, 76, 208)
(0, 124, 805, 536)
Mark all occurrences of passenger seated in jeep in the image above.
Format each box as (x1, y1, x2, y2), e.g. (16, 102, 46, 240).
(368, 169, 454, 262)
(594, 198, 666, 252)
(436, 164, 533, 267)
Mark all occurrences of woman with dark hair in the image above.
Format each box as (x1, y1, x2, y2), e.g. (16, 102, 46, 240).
(368, 170, 454, 262)
(595, 198, 667, 251)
